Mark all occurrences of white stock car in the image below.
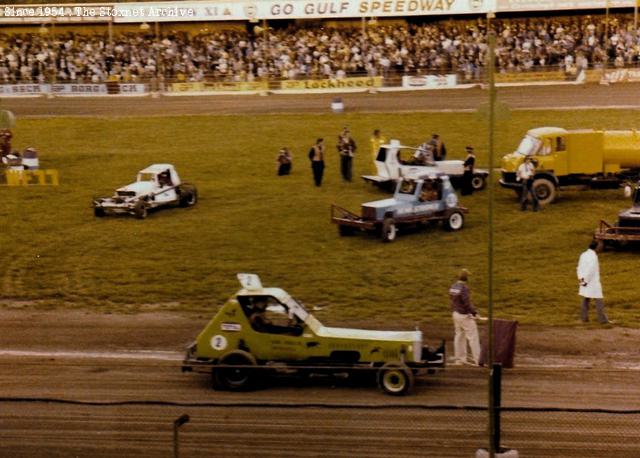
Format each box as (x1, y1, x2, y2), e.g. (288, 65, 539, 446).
(93, 164, 197, 219)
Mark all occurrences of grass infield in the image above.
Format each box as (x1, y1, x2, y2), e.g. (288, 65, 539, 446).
(1, 109, 638, 327)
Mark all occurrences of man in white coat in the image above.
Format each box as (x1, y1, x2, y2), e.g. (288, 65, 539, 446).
(577, 240, 611, 324)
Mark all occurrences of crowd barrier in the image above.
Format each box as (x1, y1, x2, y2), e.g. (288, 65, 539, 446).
(0, 67, 637, 98)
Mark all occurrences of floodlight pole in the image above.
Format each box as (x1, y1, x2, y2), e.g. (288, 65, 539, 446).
(486, 11, 497, 458)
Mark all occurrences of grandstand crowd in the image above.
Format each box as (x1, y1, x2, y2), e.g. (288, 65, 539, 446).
(1, 13, 639, 84)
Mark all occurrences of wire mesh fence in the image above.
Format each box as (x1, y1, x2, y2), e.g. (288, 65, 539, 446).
(2, 400, 640, 457)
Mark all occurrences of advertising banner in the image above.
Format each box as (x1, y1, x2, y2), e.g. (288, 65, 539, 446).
(52, 83, 108, 95)
(118, 83, 148, 94)
(496, 0, 633, 12)
(603, 69, 640, 84)
(494, 71, 566, 83)
(401, 74, 458, 88)
(280, 76, 383, 90)
(0, 84, 48, 95)
(111, 0, 494, 22)
(169, 81, 269, 92)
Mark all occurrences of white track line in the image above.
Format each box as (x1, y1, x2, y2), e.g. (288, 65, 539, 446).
(0, 349, 183, 361)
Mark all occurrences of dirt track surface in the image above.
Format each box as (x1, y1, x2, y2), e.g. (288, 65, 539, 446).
(3, 83, 640, 118)
(1, 309, 640, 457)
(3, 84, 640, 456)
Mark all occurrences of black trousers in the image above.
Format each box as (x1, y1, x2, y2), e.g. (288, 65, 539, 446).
(461, 171, 474, 195)
(520, 179, 539, 211)
(278, 163, 291, 176)
(340, 155, 352, 181)
(311, 161, 324, 186)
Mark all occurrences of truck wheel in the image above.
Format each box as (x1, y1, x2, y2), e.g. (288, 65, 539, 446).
(213, 350, 258, 391)
(381, 217, 397, 242)
(134, 200, 148, 219)
(94, 207, 105, 217)
(532, 178, 557, 205)
(338, 225, 356, 236)
(179, 185, 198, 207)
(471, 174, 486, 191)
(444, 211, 464, 231)
(377, 362, 414, 396)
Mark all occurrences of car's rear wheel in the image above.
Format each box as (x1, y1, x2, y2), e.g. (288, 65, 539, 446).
(444, 211, 464, 231)
(381, 217, 397, 242)
(212, 350, 258, 391)
(134, 200, 148, 219)
(377, 362, 414, 396)
(471, 174, 486, 191)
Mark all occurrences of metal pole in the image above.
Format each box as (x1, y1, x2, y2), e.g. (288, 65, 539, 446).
(173, 414, 190, 458)
(603, 0, 609, 81)
(491, 363, 503, 453)
(486, 11, 496, 458)
(635, 0, 638, 37)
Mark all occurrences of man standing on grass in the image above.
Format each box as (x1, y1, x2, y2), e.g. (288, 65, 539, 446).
(449, 269, 481, 366)
(577, 240, 612, 324)
(337, 127, 356, 182)
(308, 138, 325, 187)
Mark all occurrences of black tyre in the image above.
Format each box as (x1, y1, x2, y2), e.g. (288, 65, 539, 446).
(133, 200, 148, 219)
(532, 177, 557, 206)
(381, 217, 397, 242)
(94, 207, 105, 217)
(338, 225, 356, 236)
(444, 211, 464, 231)
(377, 362, 414, 396)
(213, 350, 258, 391)
(179, 185, 198, 207)
(471, 174, 486, 191)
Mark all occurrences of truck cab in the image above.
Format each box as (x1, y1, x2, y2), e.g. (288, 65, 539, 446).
(501, 127, 640, 205)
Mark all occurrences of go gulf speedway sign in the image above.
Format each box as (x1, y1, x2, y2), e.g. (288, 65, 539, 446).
(105, 0, 491, 22)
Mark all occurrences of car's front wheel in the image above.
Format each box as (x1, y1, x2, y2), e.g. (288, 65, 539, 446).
(134, 200, 148, 219)
(94, 207, 105, 217)
(444, 211, 464, 231)
(179, 185, 198, 208)
(212, 350, 258, 391)
(377, 362, 414, 396)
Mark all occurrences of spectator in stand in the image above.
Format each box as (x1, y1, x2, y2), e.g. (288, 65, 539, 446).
(1, 13, 639, 84)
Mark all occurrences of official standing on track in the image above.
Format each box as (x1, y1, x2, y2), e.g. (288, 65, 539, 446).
(577, 240, 612, 324)
(308, 138, 325, 187)
(449, 269, 481, 366)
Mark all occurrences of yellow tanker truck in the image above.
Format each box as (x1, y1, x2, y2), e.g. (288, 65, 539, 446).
(500, 127, 640, 204)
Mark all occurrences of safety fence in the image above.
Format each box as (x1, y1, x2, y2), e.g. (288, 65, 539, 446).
(2, 65, 640, 98)
(1, 399, 639, 457)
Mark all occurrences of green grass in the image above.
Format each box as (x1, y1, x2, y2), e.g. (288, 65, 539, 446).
(1, 110, 638, 327)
